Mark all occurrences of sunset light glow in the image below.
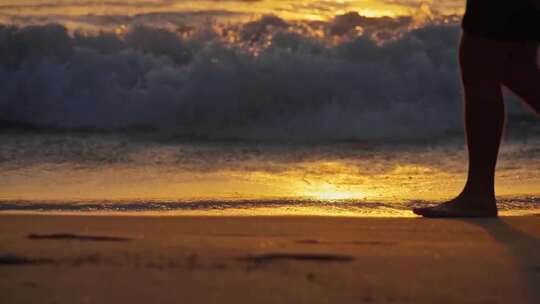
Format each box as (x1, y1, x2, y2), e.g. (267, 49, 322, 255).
(0, 0, 464, 24)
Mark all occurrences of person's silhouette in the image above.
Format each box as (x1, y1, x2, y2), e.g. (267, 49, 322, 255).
(413, 0, 540, 217)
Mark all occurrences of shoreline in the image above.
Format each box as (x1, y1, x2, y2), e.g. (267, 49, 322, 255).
(1, 206, 539, 217)
(1, 194, 539, 217)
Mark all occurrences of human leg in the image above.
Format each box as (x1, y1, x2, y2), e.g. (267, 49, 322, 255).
(501, 42, 540, 114)
(414, 33, 505, 217)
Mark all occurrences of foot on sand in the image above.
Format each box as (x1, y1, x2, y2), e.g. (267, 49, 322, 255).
(413, 196, 498, 218)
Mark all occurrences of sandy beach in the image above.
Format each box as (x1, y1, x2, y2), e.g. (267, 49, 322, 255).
(1, 214, 539, 304)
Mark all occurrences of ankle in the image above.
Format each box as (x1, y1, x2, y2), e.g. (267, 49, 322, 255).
(455, 192, 496, 206)
(459, 186, 495, 201)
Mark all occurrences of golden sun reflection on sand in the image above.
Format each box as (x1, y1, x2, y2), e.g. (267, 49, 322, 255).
(302, 185, 364, 201)
(1, 159, 538, 207)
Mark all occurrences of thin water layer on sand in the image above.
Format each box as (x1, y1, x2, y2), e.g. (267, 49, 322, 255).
(1, 133, 539, 217)
(1, 196, 539, 217)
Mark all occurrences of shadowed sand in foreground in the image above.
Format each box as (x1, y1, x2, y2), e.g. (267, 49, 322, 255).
(0, 214, 539, 304)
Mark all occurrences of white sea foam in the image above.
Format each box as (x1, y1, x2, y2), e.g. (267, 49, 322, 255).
(0, 14, 535, 142)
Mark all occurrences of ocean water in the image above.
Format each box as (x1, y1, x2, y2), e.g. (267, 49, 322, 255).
(0, 1, 539, 216)
(1, 132, 539, 216)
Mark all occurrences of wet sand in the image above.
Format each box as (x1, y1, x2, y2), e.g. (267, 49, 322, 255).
(1, 214, 539, 304)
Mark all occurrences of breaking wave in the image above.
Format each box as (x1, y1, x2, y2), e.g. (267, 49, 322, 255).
(0, 14, 535, 142)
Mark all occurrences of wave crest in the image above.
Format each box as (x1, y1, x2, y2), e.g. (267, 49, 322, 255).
(0, 18, 533, 141)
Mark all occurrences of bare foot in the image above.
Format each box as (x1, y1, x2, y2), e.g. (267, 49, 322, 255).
(413, 195, 498, 218)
